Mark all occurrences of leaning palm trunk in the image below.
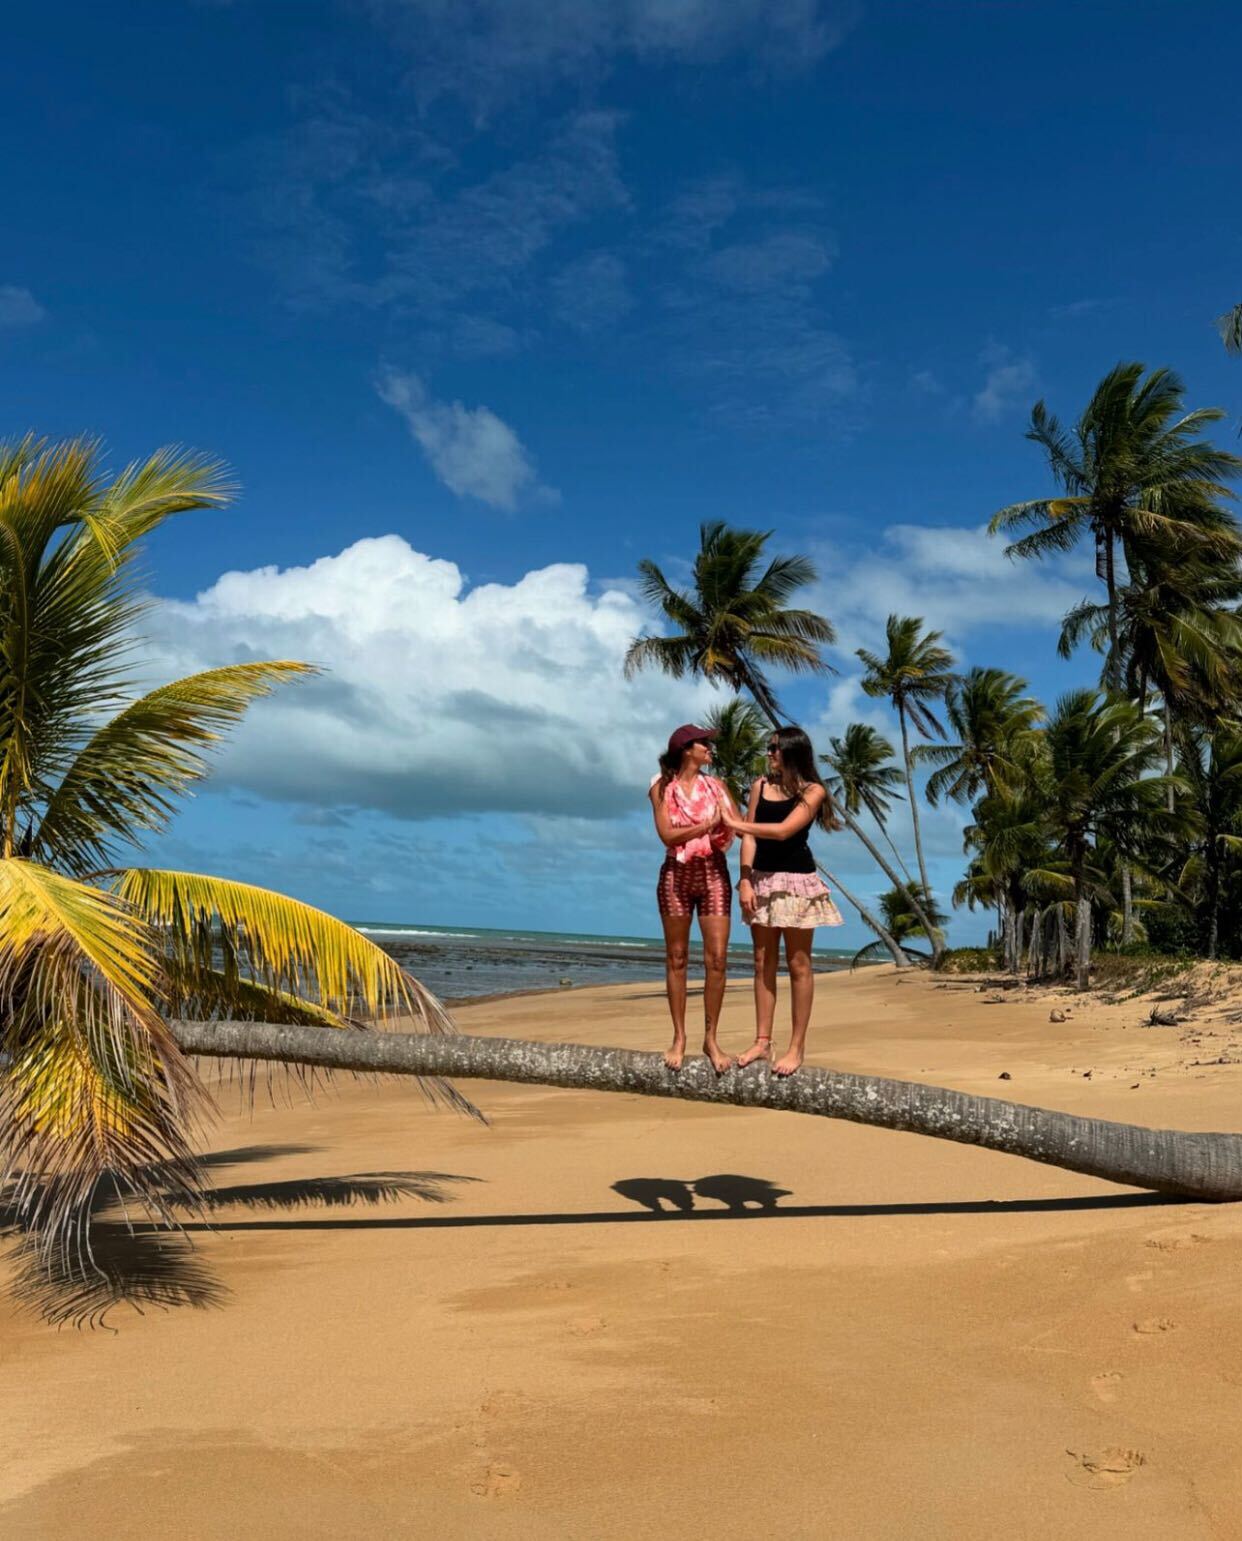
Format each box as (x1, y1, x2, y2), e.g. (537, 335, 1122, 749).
(172, 1019, 1242, 1202)
(835, 803, 944, 960)
(898, 704, 934, 905)
(818, 864, 908, 969)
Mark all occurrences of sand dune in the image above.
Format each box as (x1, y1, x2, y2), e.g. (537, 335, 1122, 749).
(3, 966, 1242, 1538)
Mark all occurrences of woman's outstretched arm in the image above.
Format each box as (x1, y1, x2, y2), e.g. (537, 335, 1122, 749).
(723, 783, 825, 841)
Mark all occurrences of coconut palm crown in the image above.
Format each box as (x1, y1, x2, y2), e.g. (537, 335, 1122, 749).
(856, 614, 955, 905)
(0, 436, 462, 1257)
(624, 521, 836, 723)
(990, 363, 1242, 688)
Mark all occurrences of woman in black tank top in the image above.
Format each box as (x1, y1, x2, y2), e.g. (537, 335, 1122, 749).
(721, 725, 844, 1075)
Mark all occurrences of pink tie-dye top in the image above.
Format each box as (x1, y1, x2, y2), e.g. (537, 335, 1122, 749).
(651, 773, 734, 863)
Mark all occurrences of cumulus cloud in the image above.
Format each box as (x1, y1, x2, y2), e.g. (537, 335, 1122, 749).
(0, 286, 45, 327)
(376, 368, 555, 509)
(972, 344, 1036, 423)
(146, 535, 719, 820)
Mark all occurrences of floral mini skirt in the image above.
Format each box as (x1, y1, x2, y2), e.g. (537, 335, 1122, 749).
(747, 870, 845, 931)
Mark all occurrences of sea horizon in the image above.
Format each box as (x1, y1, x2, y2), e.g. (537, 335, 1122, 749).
(354, 918, 858, 1003)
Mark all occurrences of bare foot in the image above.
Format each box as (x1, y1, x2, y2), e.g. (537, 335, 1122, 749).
(703, 1037, 733, 1074)
(736, 1037, 771, 1068)
(664, 1039, 686, 1071)
(773, 1046, 804, 1077)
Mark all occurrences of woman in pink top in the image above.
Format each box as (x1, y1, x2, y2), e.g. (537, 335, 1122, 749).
(648, 723, 738, 1072)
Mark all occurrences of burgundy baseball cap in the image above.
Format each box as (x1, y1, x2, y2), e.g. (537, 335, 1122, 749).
(667, 723, 718, 754)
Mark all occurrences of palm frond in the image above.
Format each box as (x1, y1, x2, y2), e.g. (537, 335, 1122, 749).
(115, 868, 455, 1032)
(37, 663, 315, 874)
(0, 859, 205, 1251)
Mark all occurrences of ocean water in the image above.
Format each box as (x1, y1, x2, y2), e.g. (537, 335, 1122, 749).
(356, 921, 856, 1005)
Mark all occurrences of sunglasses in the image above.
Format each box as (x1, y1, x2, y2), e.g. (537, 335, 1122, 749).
(766, 745, 781, 755)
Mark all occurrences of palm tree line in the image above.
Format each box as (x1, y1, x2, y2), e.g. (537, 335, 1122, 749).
(626, 362, 1242, 991)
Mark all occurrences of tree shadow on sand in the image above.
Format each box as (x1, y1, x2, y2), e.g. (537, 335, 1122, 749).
(1, 1146, 481, 1329)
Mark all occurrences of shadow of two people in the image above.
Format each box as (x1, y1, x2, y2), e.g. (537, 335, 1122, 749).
(611, 1174, 790, 1215)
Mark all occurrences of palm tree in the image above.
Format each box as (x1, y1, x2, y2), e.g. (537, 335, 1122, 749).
(990, 363, 1242, 691)
(703, 697, 768, 805)
(175, 1014, 1242, 1202)
(1218, 305, 1242, 355)
(1039, 690, 1173, 989)
(624, 521, 836, 724)
(0, 437, 461, 1261)
(916, 668, 1043, 808)
(1172, 727, 1242, 960)
(821, 723, 910, 880)
(625, 523, 912, 967)
(960, 781, 1060, 975)
(856, 614, 954, 909)
(1058, 544, 1242, 809)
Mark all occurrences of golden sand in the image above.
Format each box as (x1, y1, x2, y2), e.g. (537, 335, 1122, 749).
(3, 965, 1242, 1538)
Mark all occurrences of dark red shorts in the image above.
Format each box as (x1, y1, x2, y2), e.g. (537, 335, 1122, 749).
(657, 854, 732, 919)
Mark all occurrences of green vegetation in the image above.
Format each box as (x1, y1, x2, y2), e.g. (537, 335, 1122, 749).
(631, 363, 1242, 990)
(0, 437, 457, 1260)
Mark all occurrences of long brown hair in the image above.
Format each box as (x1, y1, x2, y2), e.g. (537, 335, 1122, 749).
(767, 724, 842, 831)
(655, 743, 697, 798)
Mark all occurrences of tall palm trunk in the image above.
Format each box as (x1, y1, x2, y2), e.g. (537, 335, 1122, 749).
(1121, 863, 1134, 946)
(898, 703, 934, 905)
(1163, 699, 1176, 815)
(1102, 527, 1121, 694)
(172, 1018, 1242, 1201)
(738, 669, 913, 967)
(1074, 867, 1092, 992)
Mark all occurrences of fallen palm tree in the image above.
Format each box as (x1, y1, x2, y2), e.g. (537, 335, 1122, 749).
(172, 1018, 1242, 1202)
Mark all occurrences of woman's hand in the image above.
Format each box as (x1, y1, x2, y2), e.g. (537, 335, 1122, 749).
(737, 878, 756, 923)
(720, 803, 743, 831)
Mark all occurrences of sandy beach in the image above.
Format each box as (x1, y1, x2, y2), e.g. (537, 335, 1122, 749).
(4, 964, 1242, 1538)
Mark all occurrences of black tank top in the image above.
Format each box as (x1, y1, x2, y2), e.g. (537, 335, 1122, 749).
(751, 780, 815, 874)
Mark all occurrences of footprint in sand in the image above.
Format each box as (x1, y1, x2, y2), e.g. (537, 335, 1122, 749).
(1133, 1316, 1178, 1336)
(569, 1314, 607, 1336)
(1146, 1233, 1211, 1252)
(1066, 1446, 1146, 1490)
(1090, 1372, 1122, 1404)
(471, 1463, 522, 1499)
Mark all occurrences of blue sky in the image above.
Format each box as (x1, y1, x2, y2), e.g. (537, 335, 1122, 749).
(5, 0, 1242, 941)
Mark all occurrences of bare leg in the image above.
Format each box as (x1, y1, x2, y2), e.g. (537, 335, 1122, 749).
(774, 929, 815, 1075)
(738, 925, 779, 1067)
(698, 913, 732, 1072)
(660, 915, 692, 1069)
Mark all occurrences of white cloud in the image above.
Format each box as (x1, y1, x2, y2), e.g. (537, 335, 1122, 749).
(146, 535, 721, 820)
(376, 368, 555, 510)
(0, 286, 45, 327)
(809, 521, 1091, 658)
(972, 344, 1036, 423)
